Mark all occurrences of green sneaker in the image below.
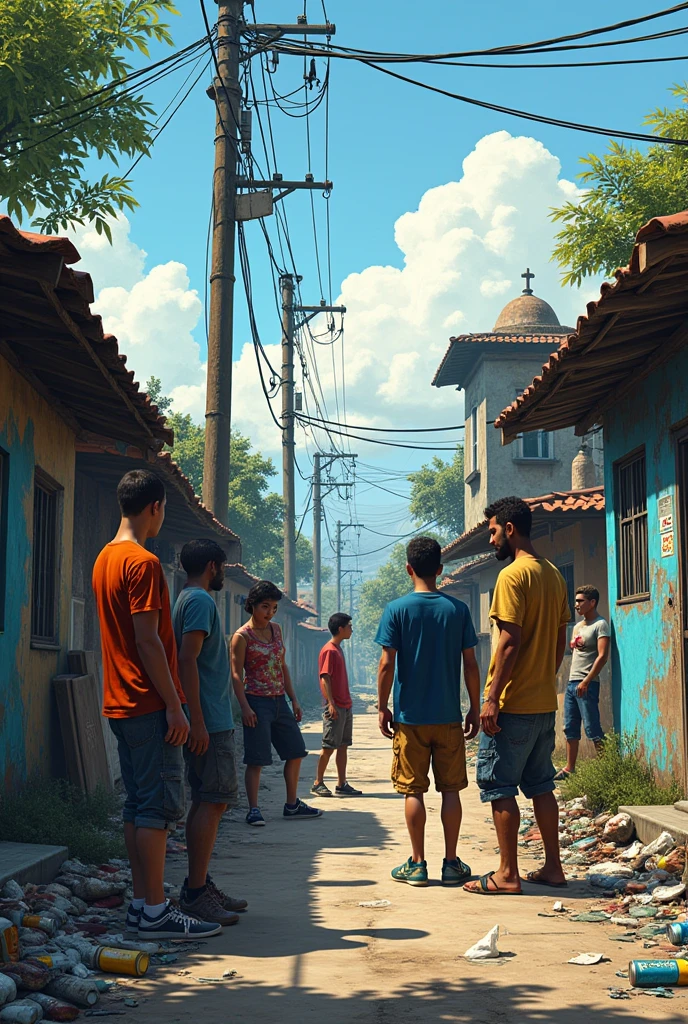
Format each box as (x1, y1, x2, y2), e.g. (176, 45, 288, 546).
(391, 857, 429, 887)
(441, 857, 472, 886)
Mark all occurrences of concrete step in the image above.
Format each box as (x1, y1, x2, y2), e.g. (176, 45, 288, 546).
(674, 801, 688, 814)
(619, 804, 688, 846)
(0, 842, 67, 887)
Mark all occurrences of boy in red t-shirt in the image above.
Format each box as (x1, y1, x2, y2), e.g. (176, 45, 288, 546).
(311, 613, 362, 797)
(93, 470, 220, 941)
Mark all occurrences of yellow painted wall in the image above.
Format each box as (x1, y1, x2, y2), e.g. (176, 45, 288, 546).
(0, 354, 75, 788)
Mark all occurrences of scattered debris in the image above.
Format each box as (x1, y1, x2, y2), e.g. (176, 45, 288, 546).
(568, 953, 605, 965)
(358, 900, 391, 908)
(603, 814, 635, 844)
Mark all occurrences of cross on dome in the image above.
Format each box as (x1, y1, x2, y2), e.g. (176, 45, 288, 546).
(521, 268, 535, 295)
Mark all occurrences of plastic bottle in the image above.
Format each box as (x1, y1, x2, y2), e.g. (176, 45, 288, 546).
(0, 920, 19, 963)
(7, 915, 57, 939)
(0, 1003, 41, 1024)
(43, 978, 97, 1009)
(0, 977, 17, 1008)
(83, 947, 150, 977)
(28, 995, 79, 1023)
(100, 934, 159, 954)
(32, 953, 79, 972)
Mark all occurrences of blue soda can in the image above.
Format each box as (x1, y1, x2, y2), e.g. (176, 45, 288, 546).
(629, 959, 688, 988)
(667, 922, 688, 946)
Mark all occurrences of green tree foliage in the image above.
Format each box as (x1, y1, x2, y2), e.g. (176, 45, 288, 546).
(356, 543, 412, 683)
(408, 446, 464, 540)
(145, 378, 318, 584)
(0, 0, 178, 238)
(551, 84, 688, 286)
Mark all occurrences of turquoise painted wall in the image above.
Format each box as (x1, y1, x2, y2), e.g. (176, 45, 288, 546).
(604, 346, 687, 783)
(0, 411, 34, 789)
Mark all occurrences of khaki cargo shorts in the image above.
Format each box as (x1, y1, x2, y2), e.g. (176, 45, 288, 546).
(392, 722, 468, 795)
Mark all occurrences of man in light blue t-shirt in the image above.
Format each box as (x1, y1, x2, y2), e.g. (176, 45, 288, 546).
(173, 539, 247, 925)
(375, 537, 481, 888)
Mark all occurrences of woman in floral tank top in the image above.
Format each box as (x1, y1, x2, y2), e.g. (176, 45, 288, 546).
(230, 580, 322, 826)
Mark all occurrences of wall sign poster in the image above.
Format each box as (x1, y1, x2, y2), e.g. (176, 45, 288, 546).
(661, 531, 675, 558)
(660, 513, 674, 534)
(658, 494, 673, 519)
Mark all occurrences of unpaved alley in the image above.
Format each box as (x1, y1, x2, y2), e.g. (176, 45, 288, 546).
(122, 712, 684, 1023)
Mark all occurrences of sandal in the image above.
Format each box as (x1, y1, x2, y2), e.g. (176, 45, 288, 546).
(554, 768, 573, 782)
(463, 871, 522, 896)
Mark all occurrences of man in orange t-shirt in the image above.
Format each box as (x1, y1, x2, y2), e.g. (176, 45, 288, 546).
(93, 469, 219, 941)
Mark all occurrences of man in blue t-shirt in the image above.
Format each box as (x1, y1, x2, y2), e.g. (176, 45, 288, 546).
(375, 537, 480, 888)
(173, 539, 247, 925)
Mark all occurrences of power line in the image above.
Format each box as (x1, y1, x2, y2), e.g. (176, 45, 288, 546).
(295, 415, 462, 450)
(363, 61, 688, 147)
(297, 413, 466, 433)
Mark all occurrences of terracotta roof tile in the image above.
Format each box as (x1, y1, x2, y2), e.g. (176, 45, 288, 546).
(442, 487, 605, 562)
(495, 210, 688, 438)
(432, 332, 572, 388)
(0, 215, 172, 447)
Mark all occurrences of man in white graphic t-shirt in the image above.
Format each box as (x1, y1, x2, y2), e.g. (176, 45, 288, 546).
(555, 584, 610, 781)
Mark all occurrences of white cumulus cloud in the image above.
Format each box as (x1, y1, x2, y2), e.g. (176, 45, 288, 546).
(61, 131, 596, 460)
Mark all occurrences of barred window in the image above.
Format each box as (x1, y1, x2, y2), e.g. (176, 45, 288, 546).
(616, 450, 649, 600)
(31, 469, 62, 644)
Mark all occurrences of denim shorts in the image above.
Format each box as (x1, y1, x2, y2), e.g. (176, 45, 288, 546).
(185, 729, 239, 805)
(564, 680, 604, 742)
(243, 694, 308, 766)
(109, 709, 185, 830)
(476, 711, 556, 803)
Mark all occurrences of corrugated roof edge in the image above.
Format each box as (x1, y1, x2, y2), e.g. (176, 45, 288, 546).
(494, 210, 688, 430)
(0, 215, 172, 446)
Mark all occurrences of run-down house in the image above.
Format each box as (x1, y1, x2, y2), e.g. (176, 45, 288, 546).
(0, 217, 173, 790)
(496, 212, 688, 801)
(439, 485, 609, 756)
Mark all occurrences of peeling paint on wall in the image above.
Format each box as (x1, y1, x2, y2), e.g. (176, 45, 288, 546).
(604, 347, 686, 785)
(0, 355, 75, 790)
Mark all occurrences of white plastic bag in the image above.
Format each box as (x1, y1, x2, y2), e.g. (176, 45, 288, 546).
(464, 925, 500, 960)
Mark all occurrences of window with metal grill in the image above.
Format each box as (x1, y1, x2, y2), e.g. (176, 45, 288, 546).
(616, 450, 649, 600)
(31, 469, 62, 644)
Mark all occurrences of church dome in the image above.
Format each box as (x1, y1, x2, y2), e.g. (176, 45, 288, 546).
(492, 268, 570, 335)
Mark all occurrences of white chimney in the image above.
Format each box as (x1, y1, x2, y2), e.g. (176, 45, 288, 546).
(572, 443, 596, 490)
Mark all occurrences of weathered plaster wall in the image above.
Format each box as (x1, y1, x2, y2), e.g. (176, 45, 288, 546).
(604, 349, 687, 787)
(0, 355, 75, 790)
(463, 355, 581, 532)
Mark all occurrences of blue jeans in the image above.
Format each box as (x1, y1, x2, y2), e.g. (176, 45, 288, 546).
(109, 709, 185, 830)
(476, 711, 556, 803)
(564, 680, 604, 743)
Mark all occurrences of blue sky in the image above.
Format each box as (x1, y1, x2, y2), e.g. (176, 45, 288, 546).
(67, 0, 688, 579)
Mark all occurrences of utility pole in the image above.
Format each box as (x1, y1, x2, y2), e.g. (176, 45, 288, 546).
(202, 6, 336, 524)
(281, 272, 297, 598)
(312, 451, 356, 624)
(335, 521, 363, 611)
(336, 521, 342, 612)
(202, 0, 243, 524)
(280, 295, 345, 598)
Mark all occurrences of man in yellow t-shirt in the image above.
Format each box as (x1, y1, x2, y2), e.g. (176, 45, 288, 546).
(464, 496, 570, 897)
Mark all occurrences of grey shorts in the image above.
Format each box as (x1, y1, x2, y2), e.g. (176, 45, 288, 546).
(109, 709, 185, 830)
(322, 706, 353, 749)
(184, 730, 239, 805)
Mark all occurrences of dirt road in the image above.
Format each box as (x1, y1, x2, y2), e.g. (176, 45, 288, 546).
(125, 711, 684, 1023)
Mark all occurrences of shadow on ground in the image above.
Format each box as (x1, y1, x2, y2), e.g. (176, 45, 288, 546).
(141, 972, 682, 1024)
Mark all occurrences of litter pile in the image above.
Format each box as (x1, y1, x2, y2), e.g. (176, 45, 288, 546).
(0, 860, 202, 1021)
(521, 799, 688, 996)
